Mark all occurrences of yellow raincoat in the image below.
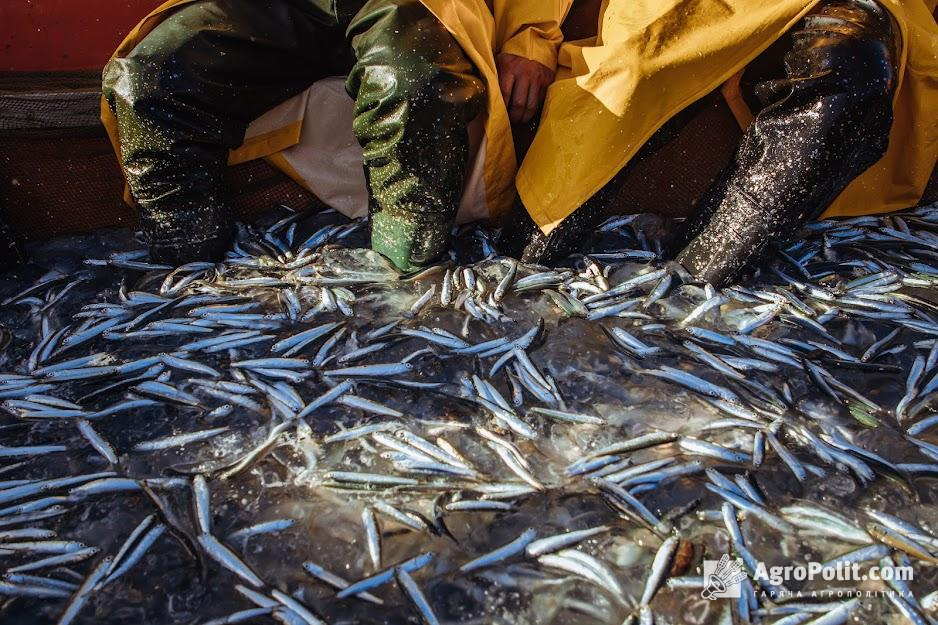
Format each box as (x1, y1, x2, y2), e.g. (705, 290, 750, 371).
(518, 0, 938, 233)
(101, 0, 572, 220)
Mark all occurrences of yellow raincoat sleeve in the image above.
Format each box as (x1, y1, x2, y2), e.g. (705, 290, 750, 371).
(490, 0, 572, 71)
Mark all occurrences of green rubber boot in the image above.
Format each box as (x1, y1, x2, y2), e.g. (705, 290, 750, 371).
(348, 0, 484, 272)
(371, 209, 451, 272)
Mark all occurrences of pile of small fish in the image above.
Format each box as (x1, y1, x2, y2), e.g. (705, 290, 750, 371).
(1, 204, 938, 625)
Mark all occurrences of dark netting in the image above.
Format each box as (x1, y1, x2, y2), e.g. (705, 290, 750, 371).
(590, 93, 938, 220)
(0, 109, 935, 247)
(0, 92, 101, 131)
(0, 128, 327, 244)
(595, 94, 743, 220)
(0, 130, 134, 242)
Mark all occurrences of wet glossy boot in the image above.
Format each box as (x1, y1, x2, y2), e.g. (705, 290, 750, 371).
(102, 0, 359, 265)
(502, 99, 708, 265)
(348, 0, 485, 271)
(672, 0, 899, 286)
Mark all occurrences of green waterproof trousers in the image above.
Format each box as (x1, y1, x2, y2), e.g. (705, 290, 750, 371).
(102, 0, 485, 270)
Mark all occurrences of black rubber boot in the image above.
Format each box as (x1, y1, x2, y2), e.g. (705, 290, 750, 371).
(672, 0, 899, 286)
(503, 98, 709, 265)
(148, 215, 233, 266)
(500, 198, 606, 265)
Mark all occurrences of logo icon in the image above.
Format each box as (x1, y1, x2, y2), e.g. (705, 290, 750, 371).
(702, 555, 747, 600)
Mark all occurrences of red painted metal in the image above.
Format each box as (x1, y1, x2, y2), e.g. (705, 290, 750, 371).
(1, 0, 156, 72)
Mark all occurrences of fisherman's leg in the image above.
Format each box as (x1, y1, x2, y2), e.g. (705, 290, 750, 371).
(502, 102, 707, 264)
(347, 0, 485, 271)
(102, 0, 349, 264)
(672, 0, 899, 286)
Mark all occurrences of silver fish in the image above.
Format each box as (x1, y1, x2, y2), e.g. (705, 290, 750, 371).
(337, 552, 434, 598)
(395, 567, 440, 625)
(198, 533, 264, 587)
(525, 526, 608, 557)
(640, 536, 679, 606)
(133, 427, 228, 452)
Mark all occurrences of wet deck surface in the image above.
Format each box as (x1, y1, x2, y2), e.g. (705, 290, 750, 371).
(1, 207, 937, 625)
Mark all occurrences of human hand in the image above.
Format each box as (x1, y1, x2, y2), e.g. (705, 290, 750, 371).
(495, 53, 554, 124)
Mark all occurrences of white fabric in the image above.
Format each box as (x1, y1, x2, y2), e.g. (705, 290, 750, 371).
(244, 76, 490, 223)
